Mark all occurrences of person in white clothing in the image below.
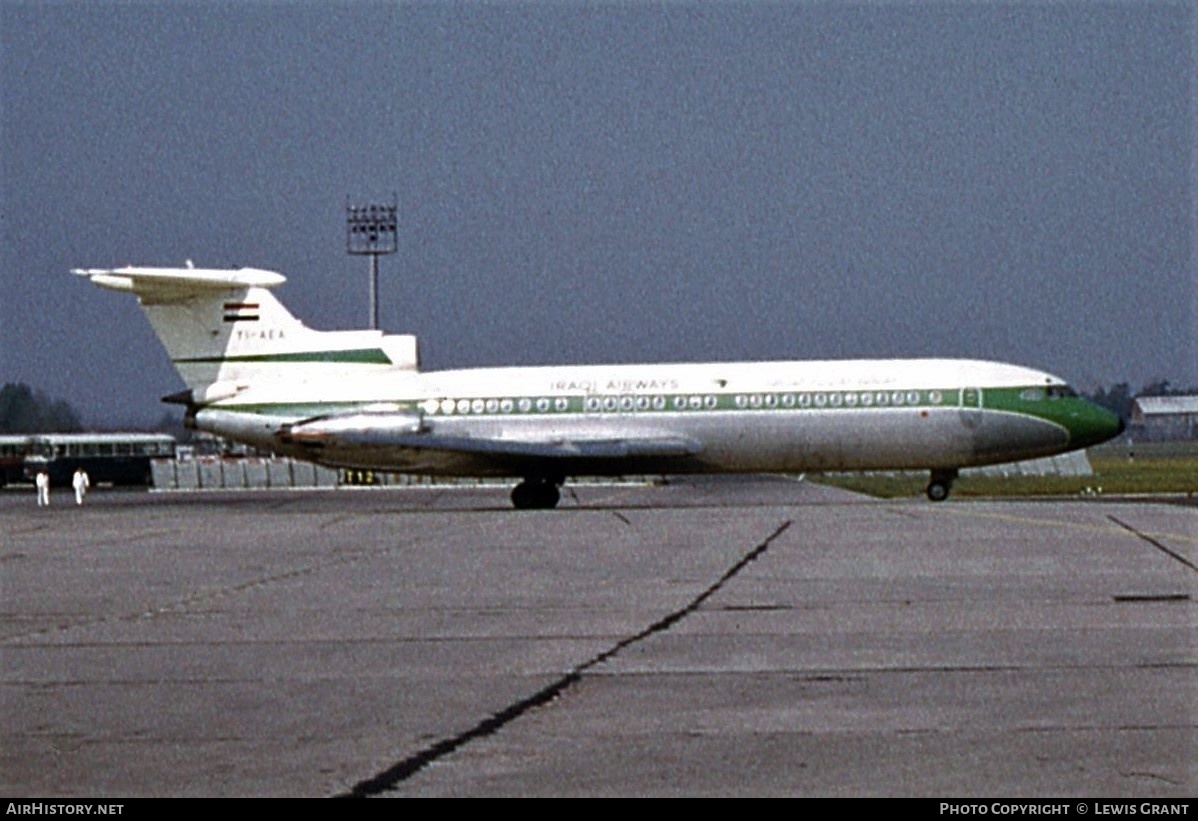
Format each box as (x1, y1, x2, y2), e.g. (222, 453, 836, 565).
(72, 467, 90, 506)
(36, 470, 50, 507)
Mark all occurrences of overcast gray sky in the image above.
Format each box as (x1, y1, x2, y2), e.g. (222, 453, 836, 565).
(1, 1, 1193, 426)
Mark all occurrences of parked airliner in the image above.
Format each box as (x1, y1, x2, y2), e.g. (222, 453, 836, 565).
(74, 265, 1124, 508)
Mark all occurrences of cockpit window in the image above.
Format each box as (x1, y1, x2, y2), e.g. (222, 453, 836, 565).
(1046, 385, 1078, 399)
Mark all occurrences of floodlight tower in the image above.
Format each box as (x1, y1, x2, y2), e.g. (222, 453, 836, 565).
(346, 197, 398, 330)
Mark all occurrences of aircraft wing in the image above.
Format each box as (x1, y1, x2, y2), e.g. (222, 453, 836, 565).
(355, 432, 702, 460)
(281, 412, 703, 472)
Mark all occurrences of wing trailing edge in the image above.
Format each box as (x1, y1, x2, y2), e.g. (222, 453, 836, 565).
(282, 412, 702, 461)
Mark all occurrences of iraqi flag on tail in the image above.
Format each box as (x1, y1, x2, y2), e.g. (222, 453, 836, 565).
(223, 301, 259, 322)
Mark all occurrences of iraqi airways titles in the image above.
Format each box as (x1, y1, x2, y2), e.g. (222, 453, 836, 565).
(548, 377, 682, 393)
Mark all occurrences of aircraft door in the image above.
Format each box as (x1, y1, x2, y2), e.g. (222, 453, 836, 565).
(959, 387, 983, 430)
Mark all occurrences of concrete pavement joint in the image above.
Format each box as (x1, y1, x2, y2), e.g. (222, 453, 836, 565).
(339, 519, 793, 798)
(1107, 514, 1198, 573)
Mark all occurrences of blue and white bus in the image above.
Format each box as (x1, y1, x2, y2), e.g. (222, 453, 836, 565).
(0, 435, 35, 487)
(21, 433, 175, 487)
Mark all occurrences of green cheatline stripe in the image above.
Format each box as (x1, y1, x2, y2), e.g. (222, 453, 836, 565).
(218, 403, 399, 417)
(203, 385, 1097, 429)
(175, 348, 393, 365)
(214, 391, 960, 418)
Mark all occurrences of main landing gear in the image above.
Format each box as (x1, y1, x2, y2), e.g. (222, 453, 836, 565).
(511, 477, 562, 510)
(926, 469, 957, 502)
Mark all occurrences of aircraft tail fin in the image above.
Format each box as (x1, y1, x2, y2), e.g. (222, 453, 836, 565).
(73, 266, 419, 404)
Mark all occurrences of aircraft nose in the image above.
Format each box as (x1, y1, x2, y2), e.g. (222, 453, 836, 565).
(1069, 401, 1125, 449)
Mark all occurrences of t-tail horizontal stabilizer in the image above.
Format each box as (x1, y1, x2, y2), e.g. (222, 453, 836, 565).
(72, 266, 287, 298)
(75, 265, 420, 400)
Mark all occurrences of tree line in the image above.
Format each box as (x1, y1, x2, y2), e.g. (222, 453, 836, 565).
(1085, 380, 1194, 421)
(0, 383, 82, 433)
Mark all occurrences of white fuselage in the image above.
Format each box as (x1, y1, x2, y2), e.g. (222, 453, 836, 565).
(197, 357, 1075, 477)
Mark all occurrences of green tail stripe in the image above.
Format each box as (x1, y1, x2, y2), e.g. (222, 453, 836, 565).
(175, 348, 393, 365)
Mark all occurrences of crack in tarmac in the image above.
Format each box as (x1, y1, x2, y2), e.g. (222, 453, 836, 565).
(1108, 514, 1198, 573)
(338, 519, 793, 798)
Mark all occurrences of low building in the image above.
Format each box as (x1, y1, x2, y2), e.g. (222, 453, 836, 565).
(1129, 395, 1198, 441)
